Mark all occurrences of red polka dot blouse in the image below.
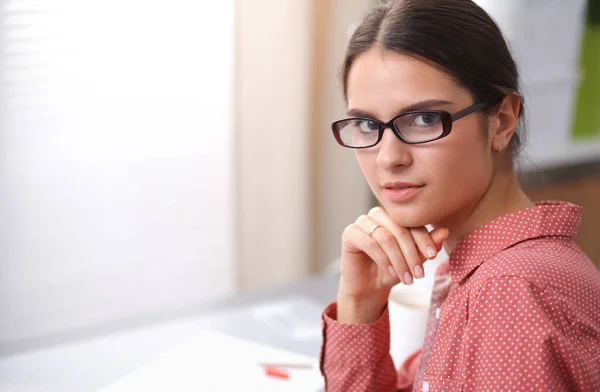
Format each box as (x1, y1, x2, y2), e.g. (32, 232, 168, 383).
(320, 201, 600, 391)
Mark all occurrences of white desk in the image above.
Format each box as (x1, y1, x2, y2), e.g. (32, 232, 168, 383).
(0, 275, 338, 391)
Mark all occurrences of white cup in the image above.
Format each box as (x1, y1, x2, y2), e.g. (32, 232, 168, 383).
(387, 248, 446, 365)
(387, 289, 429, 365)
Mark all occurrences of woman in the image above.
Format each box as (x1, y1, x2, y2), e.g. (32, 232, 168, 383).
(320, 0, 600, 391)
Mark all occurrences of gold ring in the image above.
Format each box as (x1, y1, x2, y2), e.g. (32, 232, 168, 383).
(368, 224, 381, 237)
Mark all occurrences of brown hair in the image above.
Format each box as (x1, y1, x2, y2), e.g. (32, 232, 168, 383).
(341, 0, 526, 158)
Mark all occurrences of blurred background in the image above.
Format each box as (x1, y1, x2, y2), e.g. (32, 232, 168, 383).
(0, 0, 599, 358)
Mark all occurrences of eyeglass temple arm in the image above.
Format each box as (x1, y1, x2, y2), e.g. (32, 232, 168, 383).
(450, 101, 489, 121)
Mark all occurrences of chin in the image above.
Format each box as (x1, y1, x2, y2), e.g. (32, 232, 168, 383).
(380, 200, 436, 228)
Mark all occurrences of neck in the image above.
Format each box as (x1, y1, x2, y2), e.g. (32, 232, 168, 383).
(436, 164, 533, 253)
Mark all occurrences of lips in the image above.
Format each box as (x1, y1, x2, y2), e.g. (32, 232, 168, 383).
(382, 182, 423, 202)
(382, 181, 423, 190)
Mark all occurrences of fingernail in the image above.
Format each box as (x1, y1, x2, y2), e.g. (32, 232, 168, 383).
(404, 272, 413, 285)
(427, 247, 437, 259)
(414, 265, 424, 279)
(388, 266, 397, 276)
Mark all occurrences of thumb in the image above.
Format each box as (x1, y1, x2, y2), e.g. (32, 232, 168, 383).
(430, 227, 449, 251)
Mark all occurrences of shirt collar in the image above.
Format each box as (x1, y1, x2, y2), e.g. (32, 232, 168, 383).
(449, 201, 583, 284)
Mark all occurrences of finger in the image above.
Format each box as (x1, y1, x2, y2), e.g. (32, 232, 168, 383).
(430, 227, 449, 250)
(355, 215, 410, 283)
(405, 227, 435, 279)
(365, 208, 419, 285)
(388, 225, 421, 284)
(354, 215, 405, 280)
(344, 220, 397, 278)
(409, 226, 438, 261)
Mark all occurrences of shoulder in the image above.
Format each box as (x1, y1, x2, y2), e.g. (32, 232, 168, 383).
(466, 237, 600, 330)
(471, 236, 598, 293)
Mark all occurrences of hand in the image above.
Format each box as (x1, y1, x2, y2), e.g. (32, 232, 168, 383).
(337, 206, 448, 323)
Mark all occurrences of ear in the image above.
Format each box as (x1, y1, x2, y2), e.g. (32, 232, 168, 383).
(488, 94, 521, 152)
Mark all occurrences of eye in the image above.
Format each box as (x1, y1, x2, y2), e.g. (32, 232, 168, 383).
(354, 119, 379, 133)
(412, 113, 441, 127)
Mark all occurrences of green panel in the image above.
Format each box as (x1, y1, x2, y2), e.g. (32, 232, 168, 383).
(572, 20, 600, 139)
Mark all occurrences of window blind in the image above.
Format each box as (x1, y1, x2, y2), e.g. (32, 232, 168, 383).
(0, 0, 236, 351)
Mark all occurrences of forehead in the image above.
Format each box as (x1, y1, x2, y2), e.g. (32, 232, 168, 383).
(346, 47, 469, 115)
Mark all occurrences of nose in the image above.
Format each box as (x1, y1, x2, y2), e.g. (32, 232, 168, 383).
(376, 127, 413, 170)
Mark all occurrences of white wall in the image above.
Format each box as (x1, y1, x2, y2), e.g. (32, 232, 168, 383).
(237, 0, 314, 290)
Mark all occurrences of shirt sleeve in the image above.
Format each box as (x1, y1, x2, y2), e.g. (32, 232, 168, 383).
(464, 276, 597, 391)
(320, 302, 421, 392)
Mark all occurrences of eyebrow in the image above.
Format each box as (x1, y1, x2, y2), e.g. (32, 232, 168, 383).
(347, 99, 455, 119)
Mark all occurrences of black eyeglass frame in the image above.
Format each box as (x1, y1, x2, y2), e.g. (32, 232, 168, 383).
(331, 100, 491, 149)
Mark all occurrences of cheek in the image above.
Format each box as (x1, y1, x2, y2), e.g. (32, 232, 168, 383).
(434, 149, 490, 193)
(431, 119, 489, 178)
(424, 132, 492, 206)
(355, 150, 378, 186)
(431, 138, 489, 181)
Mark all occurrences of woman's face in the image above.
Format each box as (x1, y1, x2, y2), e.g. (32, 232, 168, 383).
(347, 48, 494, 228)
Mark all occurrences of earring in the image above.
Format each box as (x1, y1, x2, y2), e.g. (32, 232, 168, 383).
(496, 141, 503, 152)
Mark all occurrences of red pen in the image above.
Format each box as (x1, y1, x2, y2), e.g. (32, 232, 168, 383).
(263, 365, 290, 380)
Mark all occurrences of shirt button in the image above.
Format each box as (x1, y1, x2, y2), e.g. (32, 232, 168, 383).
(422, 381, 430, 392)
(435, 307, 440, 319)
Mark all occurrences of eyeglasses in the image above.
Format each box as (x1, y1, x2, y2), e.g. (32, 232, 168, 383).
(331, 101, 490, 148)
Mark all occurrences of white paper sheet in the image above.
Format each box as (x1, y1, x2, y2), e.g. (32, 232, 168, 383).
(99, 330, 324, 392)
